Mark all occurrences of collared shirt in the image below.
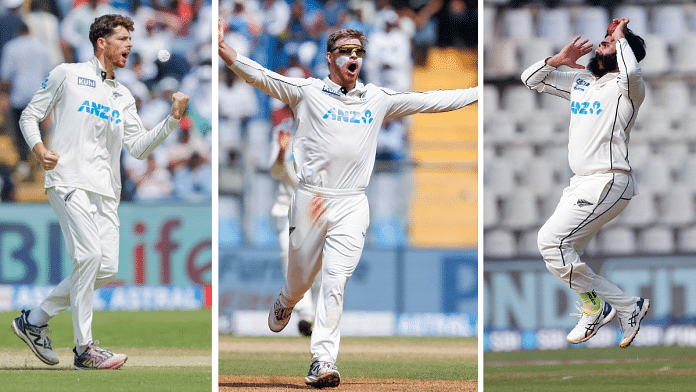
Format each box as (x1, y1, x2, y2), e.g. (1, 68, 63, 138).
(521, 38, 645, 176)
(230, 54, 478, 190)
(20, 57, 180, 201)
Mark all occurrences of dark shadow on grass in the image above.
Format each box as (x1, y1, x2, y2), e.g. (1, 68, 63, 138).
(219, 383, 311, 389)
(0, 367, 67, 371)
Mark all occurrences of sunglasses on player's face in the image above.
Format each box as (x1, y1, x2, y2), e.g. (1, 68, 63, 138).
(330, 45, 366, 58)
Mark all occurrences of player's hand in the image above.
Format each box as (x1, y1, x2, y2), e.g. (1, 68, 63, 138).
(170, 92, 189, 120)
(278, 129, 291, 151)
(546, 36, 593, 69)
(33, 144, 59, 171)
(610, 17, 629, 41)
(218, 18, 238, 67)
(308, 194, 327, 225)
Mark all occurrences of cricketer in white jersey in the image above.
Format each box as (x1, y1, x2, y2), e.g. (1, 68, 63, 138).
(11, 15, 189, 369)
(219, 27, 477, 387)
(521, 18, 649, 348)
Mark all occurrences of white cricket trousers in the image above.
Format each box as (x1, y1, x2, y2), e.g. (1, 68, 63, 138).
(279, 182, 369, 364)
(538, 172, 639, 318)
(273, 211, 319, 320)
(43, 186, 119, 346)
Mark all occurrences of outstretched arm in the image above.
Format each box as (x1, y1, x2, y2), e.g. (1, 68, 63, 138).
(384, 86, 478, 119)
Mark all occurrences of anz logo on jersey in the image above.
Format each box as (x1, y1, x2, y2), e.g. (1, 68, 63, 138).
(77, 100, 122, 124)
(323, 108, 374, 124)
(571, 100, 603, 115)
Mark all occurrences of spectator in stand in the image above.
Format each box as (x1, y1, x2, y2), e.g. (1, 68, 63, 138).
(26, 0, 67, 66)
(0, 0, 25, 61)
(61, 0, 118, 62)
(134, 155, 174, 201)
(364, 9, 412, 92)
(173, 151, 212, 202)
(218, 66, 258, 148)
(1, 21, 55, 180)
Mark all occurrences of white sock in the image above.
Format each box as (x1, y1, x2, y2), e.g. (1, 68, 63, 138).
(27, 308, 50, 326)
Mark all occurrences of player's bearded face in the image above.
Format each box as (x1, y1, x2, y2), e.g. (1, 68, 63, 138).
(103, 26, 132, 69)
(587, 52, 618, 78)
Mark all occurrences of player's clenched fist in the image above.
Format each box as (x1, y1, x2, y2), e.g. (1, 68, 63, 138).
(169, 91, 190, 120)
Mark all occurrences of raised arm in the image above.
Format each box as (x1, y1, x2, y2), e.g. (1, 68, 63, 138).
(612, 18, 645, 104)
(123, 92, 189, 159)
(384, 86, 478, 119)
(521, 36, 592, 100)
(218, 17, 306, 107)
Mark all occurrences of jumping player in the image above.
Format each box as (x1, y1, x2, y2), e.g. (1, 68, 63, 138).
(521, 18, 649, 347)
(219, 25, 478, 387)
(12, 14, 189, 369)
(269, 116, 319, 337)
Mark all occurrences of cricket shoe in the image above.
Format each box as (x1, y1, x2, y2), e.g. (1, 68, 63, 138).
(11, 309, 59, 365)
(268, 296, 293, 332)
(619, 298, 650, 348)
(298, 318, 313, 337)
(73, 342, 127, 370)
(567, 300, 616, 344)
(305, 361, 340, 388)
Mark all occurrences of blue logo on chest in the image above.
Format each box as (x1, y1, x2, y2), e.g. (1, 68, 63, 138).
(323, 108, 373, 124)
(574, 78, 590, 91)
(77, 101, 121, 124)
(571, 100, 603, 115)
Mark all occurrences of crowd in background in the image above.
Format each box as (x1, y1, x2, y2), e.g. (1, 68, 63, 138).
(0, 0, 212, 203)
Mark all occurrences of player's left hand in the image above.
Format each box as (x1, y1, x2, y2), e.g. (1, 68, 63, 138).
(170, 92, 190, 120)
(610, 17, 629, 40)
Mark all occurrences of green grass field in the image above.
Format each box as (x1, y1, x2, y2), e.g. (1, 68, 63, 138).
(485, 346, 696, 391)
(1, 310, 212, 392)
(219, 335, 478, 380)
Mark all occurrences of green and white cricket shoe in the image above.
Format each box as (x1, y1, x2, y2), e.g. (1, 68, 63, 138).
(268, 296, 293, 332)
(567, 299, 616, 344)
(619, 298, 649, 348)
(305, 361, 340, 388)
(11, 309, 59, 365)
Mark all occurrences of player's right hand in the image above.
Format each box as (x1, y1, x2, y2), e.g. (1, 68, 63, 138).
(40, 150, 59, 171)
(547, 36, 593, 69)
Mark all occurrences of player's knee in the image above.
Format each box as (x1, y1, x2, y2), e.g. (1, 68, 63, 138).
(99, 263, 118, 281)
(537, 228, 561, 265)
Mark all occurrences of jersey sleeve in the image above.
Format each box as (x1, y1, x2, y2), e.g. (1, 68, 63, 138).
(229, 55, 308, 108)
(384, 86, 478, 119)
(19, 64, 67, 149)
(521, 60, 580, 100)
(616, 37, 645, 105)
(122, 94, 180, 159)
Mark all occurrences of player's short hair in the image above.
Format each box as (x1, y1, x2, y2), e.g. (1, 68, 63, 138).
(326, 29, 367, 52)
(607, 27, 646, 63)
(89, 14, 134, 52)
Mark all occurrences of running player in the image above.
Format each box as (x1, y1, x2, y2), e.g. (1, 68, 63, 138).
(219, 26, 478, 387)
(11, 14, 189, 369)
(269, 116, 319, 337)
(521, 18, 649, 348)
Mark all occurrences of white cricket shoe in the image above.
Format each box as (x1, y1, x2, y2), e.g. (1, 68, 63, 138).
(11, 310, 59, 365)
(619, 298, 650, 348)
(567, 300, 616, 344)
(305, 361, 340, 388)
(268, 296, 293, 332)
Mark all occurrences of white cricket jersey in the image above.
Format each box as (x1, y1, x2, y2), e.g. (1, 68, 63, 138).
(230, 54, 478, 190)
(521, 38, 645, 176)
(21, 57, 180, 200)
